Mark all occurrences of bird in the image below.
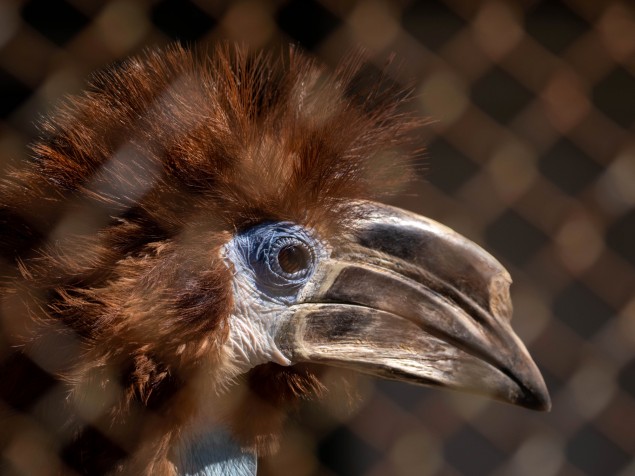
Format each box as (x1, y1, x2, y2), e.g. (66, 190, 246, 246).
(0, 44, 550, 475)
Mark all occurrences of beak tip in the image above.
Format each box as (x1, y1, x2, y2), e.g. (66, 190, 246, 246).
(517, 389, 552, 412)
(514, 377, 552, 412)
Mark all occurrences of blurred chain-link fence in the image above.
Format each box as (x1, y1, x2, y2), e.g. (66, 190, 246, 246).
(1, 0, 634, 475)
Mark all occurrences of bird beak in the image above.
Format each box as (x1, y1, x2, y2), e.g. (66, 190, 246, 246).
(275, 201, 550, 411)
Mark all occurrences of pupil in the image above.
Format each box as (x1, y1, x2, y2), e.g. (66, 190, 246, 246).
(278, 244, 309, 274)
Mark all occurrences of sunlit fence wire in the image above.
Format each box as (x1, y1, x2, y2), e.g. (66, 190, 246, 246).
(1, 1, 634, 475)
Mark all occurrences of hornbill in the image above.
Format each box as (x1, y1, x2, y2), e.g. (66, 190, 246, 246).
(0, 44, 549, 475)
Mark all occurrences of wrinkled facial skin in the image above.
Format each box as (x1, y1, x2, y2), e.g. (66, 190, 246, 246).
(222, 201, 550, 412)
(222, 222, 328, 373)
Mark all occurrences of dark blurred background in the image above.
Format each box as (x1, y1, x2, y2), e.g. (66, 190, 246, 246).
(1, 0, 634, 475)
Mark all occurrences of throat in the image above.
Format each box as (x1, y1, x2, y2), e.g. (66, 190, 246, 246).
(173, 427, 257, 476)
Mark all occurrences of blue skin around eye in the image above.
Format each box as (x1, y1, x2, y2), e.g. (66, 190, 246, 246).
(233, 222, 320, 302)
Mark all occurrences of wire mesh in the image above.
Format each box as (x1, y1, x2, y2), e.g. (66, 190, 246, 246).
(0, 0, 634, 475)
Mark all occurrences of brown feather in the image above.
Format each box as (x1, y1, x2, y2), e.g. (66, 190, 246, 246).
(0, 43, 425, 474)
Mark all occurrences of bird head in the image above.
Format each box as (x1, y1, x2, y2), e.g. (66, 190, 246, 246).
(0, 44, 549, 475)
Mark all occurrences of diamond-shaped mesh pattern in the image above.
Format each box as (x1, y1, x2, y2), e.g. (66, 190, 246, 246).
(1, 0, 634, 475)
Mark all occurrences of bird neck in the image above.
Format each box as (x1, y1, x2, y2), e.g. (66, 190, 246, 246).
(173, 427, 257, 476)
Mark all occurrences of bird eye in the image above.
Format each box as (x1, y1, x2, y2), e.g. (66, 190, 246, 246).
(230, 221, 322, 301)
(277, 243, 311, 275)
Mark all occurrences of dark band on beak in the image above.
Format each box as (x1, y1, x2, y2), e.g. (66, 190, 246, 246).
(276, 202, 550, 411)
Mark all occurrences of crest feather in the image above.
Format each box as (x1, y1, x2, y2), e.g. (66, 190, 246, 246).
(5, 43, 424, 244)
